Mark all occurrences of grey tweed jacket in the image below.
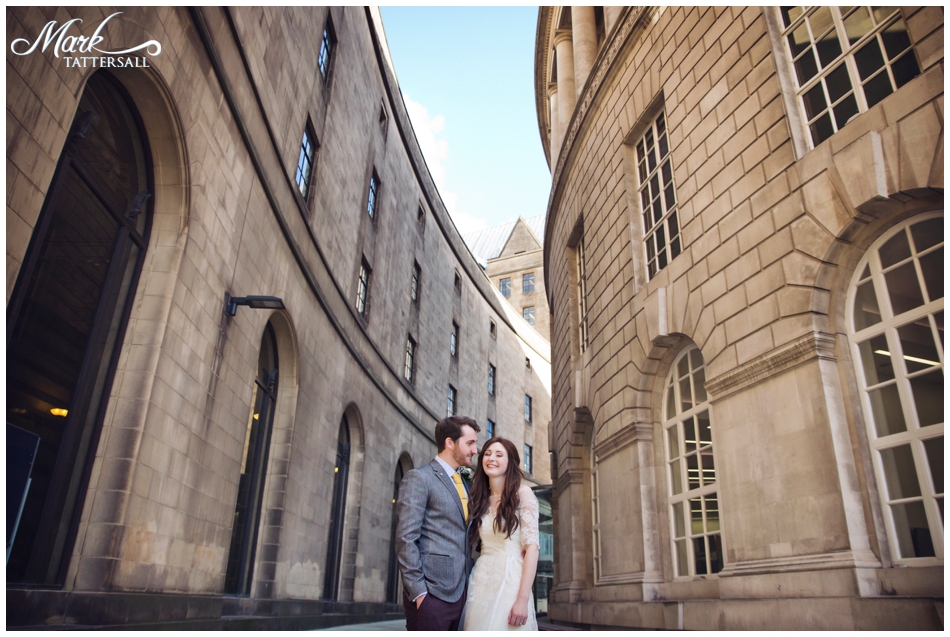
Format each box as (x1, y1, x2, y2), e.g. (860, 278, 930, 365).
(395, 459, 472, 603)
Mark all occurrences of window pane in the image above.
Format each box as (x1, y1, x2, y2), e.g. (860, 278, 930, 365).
(694, 366, 707, 403)
(802, 83, 828, 120)
(662, 160, 672, 185)
(781, 7, 804, 28)
(667, 426, 679, 460)
(910, 370, 943, 427)
(816, 28, 842, 67)
(879, 444, 921, 499)
(671, 237, 682, 259)
(897, 321, 941, 373)
(809, 113, 835, 145)
(843, 7, 872, 45)
(658, 134, 669, 159)
(684, 418, 697, 453)
(671, 459, 683, 495)
(698, 411, 712, 445)
(882, 20, 913, 59)
(690, 498, 704, 535)
(872, 7, 899, 23)
(677, 355, 689, 378)
(693, 536, 708, 575)
(808, 7, 834, 38)
(919, 248, 943, 303)
(867, 383, 907, 436)
(708, 533, 724, 574)
(910, 217, 943, 253)
(885, 262, 925, 316)
(686, 453, 700, 490)
(924, 437, 943, 495)
(858, 334, 895, 385)
(936, 312, 945, 346)
(701, 450, 716, 486)
(788, 23, 811, 59)
(825, 64, 854, 102)
(679, 377, 693, 413)
(675, 539, 689, 576)
(891, 500, 936, 558)
(890, 52, 920, 89)
(833, 94, 859, 128)
(666, 383, 676, 418)
(879, 229, 911, 268)
(863, 70, 894, 108)
(673, 501, 686, 538)
(855, 40, 886, 80)
(705, 493, 720, 532)
(854, 279, 882, 329)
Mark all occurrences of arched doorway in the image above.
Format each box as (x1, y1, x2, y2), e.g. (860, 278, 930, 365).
(323, 417, 351, 600)
(224, 321, 280, 595)
(6, 71, 152, 585)
(387, 453, 413, 603)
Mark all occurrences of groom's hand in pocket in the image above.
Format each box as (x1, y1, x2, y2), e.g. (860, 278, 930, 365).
(415, 593, 426, 609)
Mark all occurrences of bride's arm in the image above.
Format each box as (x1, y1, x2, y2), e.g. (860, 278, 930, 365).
(508, 487, 540, 627)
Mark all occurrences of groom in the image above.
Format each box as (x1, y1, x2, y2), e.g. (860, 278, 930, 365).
(395, 416, 480, 631)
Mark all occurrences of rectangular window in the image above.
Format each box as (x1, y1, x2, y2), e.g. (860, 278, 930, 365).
(318, 17, 336, 80)
(523, 272, 535, 293)
(577, 237, 589, 351)
(450, 321, 459, 357)
(447, 385, 457, 416)
(636, 110, 681, 279)
(486, 419, 495, 440)
(489, 319, 496, 339)
(488, 363, 496, 396)
(778, 7, 920, 148)
(367, 171, 380, 220)
(524, 395, 532, 423)
(499, 277, 511, 297)
(454, 270, 462, 294)
(523, 307, 536, 326)
(411, 261, 421, 304)
(356, 258, 371, 317)
(404, 335, 416, 384)
(295, 128, 316, 199)
(524, 444, 533, 474)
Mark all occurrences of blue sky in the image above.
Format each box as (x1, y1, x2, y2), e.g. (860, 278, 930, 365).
(379, 7, 552, 236)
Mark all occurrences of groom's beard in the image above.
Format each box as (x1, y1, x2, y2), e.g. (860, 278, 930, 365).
(453, 446, 472, 468)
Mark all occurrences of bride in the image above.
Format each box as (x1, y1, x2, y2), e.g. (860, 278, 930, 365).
(462, 437, 539, 630)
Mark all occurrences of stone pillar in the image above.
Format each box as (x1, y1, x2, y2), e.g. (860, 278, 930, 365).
(553, 30, 576, 149)
(604, 6, 623, 36)
(571, 6, 598, 99)
(548, 82, 560, 167)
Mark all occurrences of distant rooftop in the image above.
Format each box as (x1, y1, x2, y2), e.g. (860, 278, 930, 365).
(463, 215, 545, 265)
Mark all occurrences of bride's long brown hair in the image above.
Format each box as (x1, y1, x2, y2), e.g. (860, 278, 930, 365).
(468, 437, 523, 552)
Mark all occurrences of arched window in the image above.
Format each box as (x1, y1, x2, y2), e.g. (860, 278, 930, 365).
(224, 322, 279, 595)
(324, 417, 351, 600)
(6, 71, 152, 584)
(847, 213, 943, 562)
(663, 346, 723, 577)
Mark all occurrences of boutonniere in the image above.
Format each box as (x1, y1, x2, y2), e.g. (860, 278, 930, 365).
(458, 466, 473, 482)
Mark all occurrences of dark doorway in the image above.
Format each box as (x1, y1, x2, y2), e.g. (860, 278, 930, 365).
(323, 417, 350, 600)
(6, 71, 152, 585)
(224, 322, 279, 595)
(386, 457, 409, 603)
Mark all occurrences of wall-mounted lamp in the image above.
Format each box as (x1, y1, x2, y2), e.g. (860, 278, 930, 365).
(225, 293, 285, 317)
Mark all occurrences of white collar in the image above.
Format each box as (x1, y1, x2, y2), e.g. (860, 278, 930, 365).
(435, 455, 458, 478)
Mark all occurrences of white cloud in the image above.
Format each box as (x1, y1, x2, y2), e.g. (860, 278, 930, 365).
(404, 94, 487, 236)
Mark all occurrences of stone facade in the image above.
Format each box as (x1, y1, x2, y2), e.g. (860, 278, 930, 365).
(536, 6, 942, 630)
(6, 6, 549, 628)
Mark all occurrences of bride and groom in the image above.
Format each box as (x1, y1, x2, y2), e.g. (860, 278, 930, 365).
(396, 416, 539, 631)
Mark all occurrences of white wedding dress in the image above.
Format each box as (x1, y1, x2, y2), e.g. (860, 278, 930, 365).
(462, 486, 540, 631)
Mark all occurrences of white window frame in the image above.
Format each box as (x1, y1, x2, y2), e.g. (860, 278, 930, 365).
(634, 109, 681, 280)
(846, 212, 943, 564)
(523, 272, 535, 293)
(500, 277, 511, 297)
(404, 335, 416, 384)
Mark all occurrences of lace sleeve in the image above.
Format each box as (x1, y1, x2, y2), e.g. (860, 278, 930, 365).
(518, 486, 540, 548)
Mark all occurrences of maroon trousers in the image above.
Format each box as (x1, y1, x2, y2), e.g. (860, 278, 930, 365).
(403, 587, 467, 631)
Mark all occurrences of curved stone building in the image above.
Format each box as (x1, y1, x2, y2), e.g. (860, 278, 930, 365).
(6, 6, 549, 628)
(536, 6, 942, 630)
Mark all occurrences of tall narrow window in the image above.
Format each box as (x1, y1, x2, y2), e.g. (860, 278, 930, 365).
(523, 307, 536, 326)
(387, 458, 409, 603)
(524, 444, 533, 474)
(324, 417, 351, 600)
(664, 346, 723, 577)
(525, 395, 533, 423)
(591, 457, 602, 580)
(847, 214, 943, 561)
(523, 272, 535, 293)
(577, 237, 589, 351)
(318, 16, 336, 80)
(225, 322, 279, 595)
(490, 319, 497, 339)
(447, 385, 457, 417)
(778, 7, 921, 147)
(450, 321, 459, 358)
(367, 171, 380, 221)
(410, 261, 421, 305)
(637, 110, 680, 279)
(404, 335, 416, 384)
(6, 72, 152, 585)
(488, 363, 496, 396)
(500, 277, 511, 297)
(356, 258, 371, 318)
(454, 270, 462, 294)
(486, 419, 495, 440)
(295, 127, 316, 199)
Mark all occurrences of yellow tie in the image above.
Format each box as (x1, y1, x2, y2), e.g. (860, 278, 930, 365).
(451, 472, 468, 522)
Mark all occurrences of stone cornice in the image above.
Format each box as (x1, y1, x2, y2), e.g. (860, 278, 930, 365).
(554, 467, 586, 497)
(593, 423, 653, 463)
(705, 331, 838, 400)
(718, 549, 881, 577)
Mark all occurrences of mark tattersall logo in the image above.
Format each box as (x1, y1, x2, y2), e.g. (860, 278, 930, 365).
(10, 11, 161, 68)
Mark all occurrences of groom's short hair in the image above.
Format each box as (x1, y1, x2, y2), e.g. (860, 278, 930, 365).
(435, 416, 480, 452)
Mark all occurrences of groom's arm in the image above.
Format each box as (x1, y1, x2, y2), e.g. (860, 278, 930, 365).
(395, 469, 428, 601)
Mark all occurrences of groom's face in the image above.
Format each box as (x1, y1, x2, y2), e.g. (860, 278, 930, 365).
(451, 425, 479, 468)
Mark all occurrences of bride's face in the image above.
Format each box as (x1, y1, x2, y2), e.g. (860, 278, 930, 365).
(482, 442, 508, 479)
